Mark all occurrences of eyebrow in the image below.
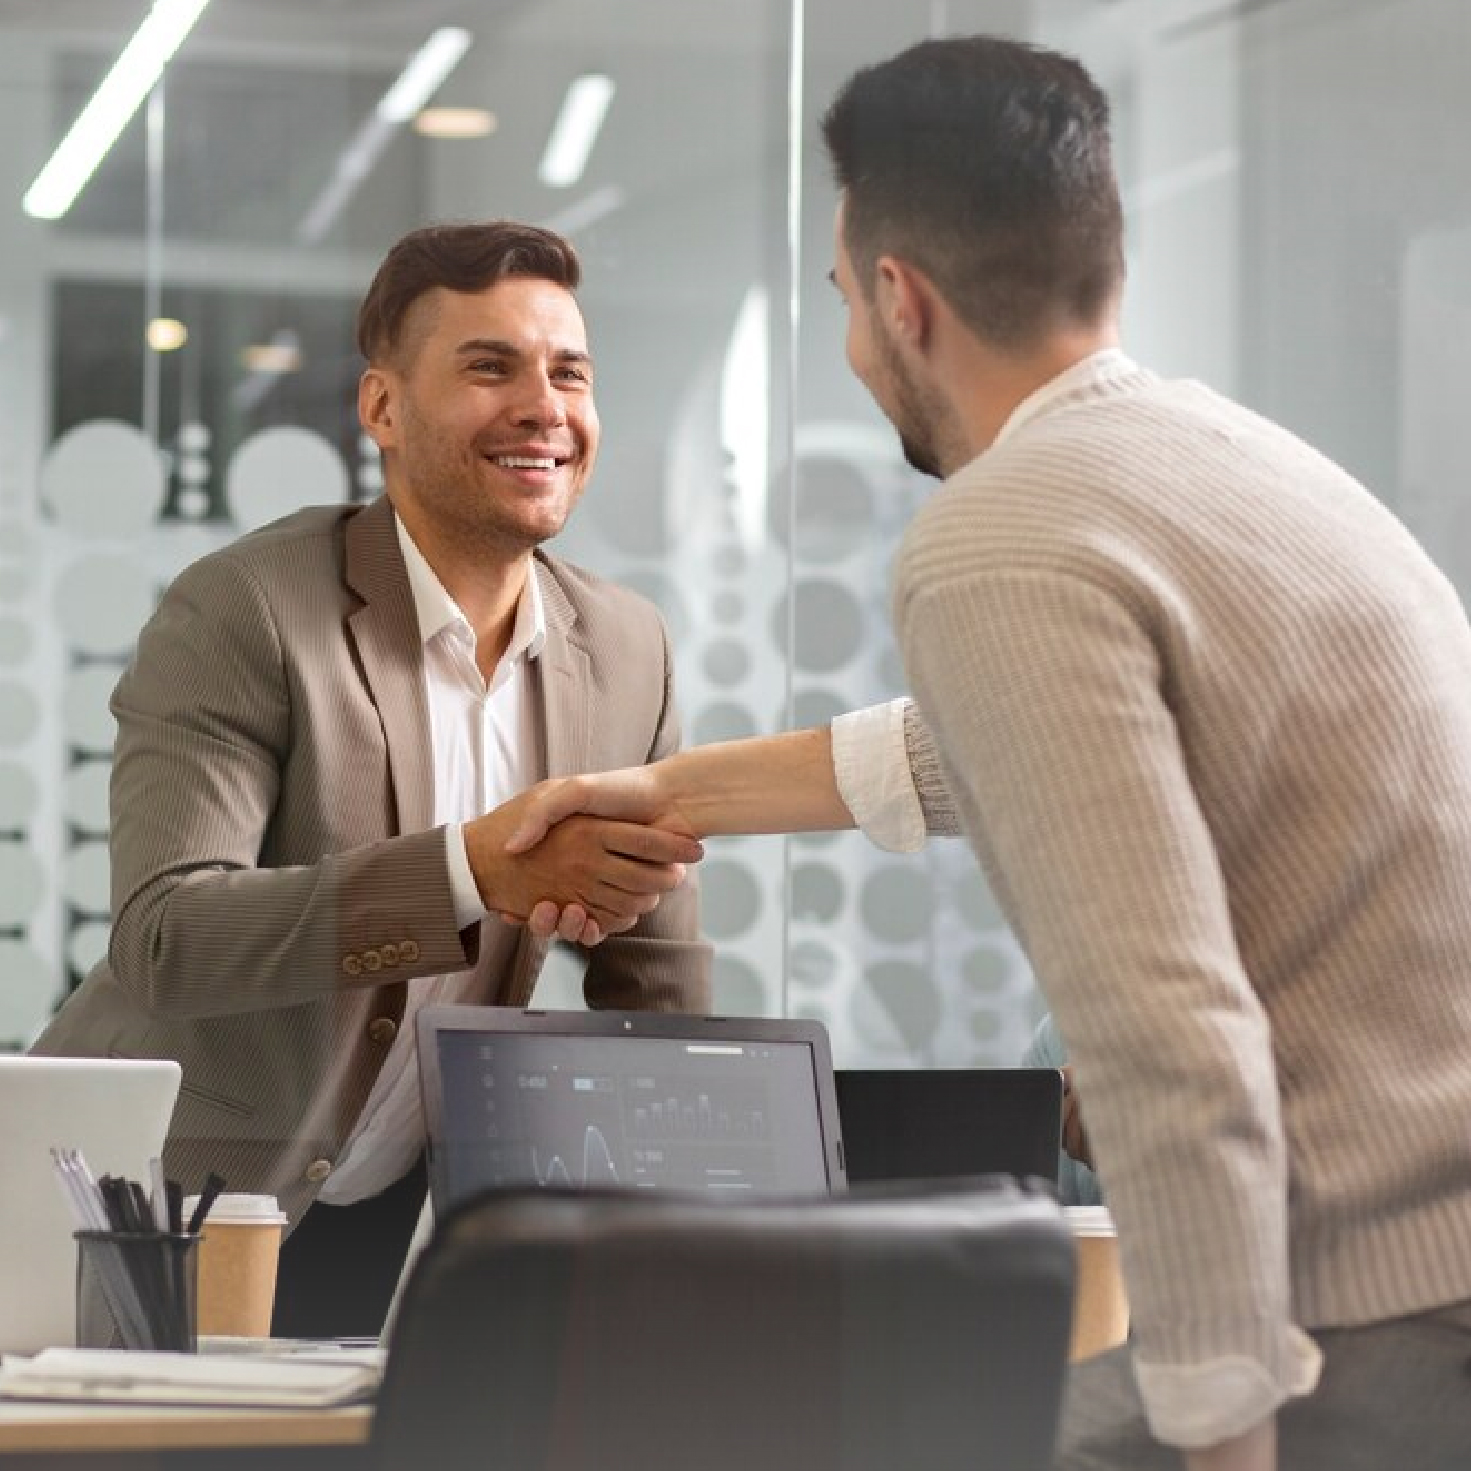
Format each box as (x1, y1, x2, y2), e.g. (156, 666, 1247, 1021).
(454, 337, 592, 366)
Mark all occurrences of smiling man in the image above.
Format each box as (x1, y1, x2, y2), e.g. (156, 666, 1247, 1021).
(33, 221, 710, 1337)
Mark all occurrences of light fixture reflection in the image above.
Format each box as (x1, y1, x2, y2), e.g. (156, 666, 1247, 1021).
(414, 106, 497, 139)
(146, 317, 188, 352)
(539, 74, 615, 188)
(23, 0, 213, 220)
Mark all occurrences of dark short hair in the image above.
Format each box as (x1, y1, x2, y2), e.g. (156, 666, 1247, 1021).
(356, 220, 582, 363)
(822, 36, 1125, 349)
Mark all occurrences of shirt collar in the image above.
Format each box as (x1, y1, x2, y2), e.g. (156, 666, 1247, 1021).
(991, 347, 1137, 450)
(393, 511, 546, 663)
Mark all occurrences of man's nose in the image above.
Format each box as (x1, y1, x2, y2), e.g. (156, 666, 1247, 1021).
(510, 373, 567, 427)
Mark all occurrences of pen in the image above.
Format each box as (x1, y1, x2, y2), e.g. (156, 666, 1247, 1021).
(186, 1171, 227, 1235)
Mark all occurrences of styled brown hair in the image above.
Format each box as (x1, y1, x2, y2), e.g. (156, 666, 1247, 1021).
(822, 36, 1125, 349)
(355, 220, 582, 364)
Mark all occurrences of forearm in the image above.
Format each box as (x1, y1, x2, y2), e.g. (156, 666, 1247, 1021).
(654, 728, 857, 838)
(1186, 1416, 1276, 1471)
(110, 828, 471, 1018)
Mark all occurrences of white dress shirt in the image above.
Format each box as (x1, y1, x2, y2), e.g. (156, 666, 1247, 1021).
(319, 513, 545, 1203)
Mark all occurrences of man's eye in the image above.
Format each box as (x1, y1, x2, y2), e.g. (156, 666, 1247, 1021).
(469, 360, 507, 375)
(555, 367, 590, 385)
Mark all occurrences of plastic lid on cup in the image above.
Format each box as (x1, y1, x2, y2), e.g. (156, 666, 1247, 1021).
(1062, 1205, 1115, 1237)
(182, 1192, 288, 1227)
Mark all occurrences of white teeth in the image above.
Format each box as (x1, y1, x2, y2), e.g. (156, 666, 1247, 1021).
(492, 455, 557, 469)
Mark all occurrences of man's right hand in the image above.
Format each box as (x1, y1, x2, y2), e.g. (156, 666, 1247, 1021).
(463, 783, 702, 942)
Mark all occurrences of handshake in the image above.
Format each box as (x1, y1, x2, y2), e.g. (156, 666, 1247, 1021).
(462, 728, 849, 945)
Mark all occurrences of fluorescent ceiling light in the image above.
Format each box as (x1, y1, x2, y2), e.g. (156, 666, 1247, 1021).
(414, 106, 497, 140)
(297, 26, 473, 246)
(23, 0, 213, 221)
(376, 27, 471, 123)
(539, 73, 615, 188)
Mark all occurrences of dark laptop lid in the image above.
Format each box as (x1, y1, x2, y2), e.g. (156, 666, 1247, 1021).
(417, 1005, 848, 1210)
(834, 1068, 1062, 1187)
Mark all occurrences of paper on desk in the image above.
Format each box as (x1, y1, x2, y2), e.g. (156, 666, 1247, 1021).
(0, 1348, 379, 1408)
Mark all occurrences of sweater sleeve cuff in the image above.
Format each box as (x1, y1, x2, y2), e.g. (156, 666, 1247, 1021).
(831, 699, 927, 853)
(445, 823, 489, 930)
(1133, 1326, 1321, 1448)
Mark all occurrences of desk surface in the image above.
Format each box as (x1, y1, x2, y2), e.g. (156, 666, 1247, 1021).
(0, 1397, 372, 1454)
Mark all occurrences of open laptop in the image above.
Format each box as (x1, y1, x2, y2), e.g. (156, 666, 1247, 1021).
(416, 1005, 847, 1211)
(0, 1056, 181, 1353)
(834, 1068, 1063, 1188)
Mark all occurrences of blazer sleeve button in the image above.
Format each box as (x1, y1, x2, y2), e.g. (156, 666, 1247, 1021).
(341, 954, 363, 977)
(400, 939, 421, 964)
(367, 1017, 398, 1045)
(362, 949, 383, 973)
(304, 1159, 333, 1184)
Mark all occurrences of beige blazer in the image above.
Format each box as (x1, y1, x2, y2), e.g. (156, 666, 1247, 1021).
(34, 496, 710, 1226)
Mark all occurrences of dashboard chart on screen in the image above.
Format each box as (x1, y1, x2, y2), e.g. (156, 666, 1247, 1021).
(417, 1007, 848, 1210)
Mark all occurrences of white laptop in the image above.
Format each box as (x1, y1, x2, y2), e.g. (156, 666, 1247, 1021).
(0, 1056, 181, 1353)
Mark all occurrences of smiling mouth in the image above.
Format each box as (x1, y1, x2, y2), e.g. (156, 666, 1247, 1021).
(489, 454, 566, 470)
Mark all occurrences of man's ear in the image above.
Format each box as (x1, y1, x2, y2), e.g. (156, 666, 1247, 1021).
(358, 367, 397, 450)
(874, 255, 936, 350)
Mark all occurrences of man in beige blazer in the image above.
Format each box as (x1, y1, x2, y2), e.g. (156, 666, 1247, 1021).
(34, 220, 710, 1334)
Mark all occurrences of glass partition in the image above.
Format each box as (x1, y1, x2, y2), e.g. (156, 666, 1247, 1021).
(4, 0, 1469, 1074)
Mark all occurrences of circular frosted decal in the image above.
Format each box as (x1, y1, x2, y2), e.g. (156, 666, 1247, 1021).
(853, 958, 942, 1053)
(0, 940, 58, 1045)
(699, 857, 762, 940)
(63, 759, 111, 832)
(67, 920, 111, 977)
(789, 937, 841, 992)
(711, 544, 746, 577)
(0, 841, 44, 925)
(774, 580, 864, 673)
(41, 420, 166, 537)
(0, 681, 40, 747)
(225, 427, 348, 531)
(0, 760, 39, 827)
(692, 701, 757, 745)
(956, 871, 1003, 931)
(701, 638, 750, 687)
(62, 667, 120, 753)
(962, 942, 1016, 995)
(712, 955, 767, 1016)
(791, 862, 844, 924)
(54, 554, 154, 657)
(859, 864, 935, 944)
(62, 840, 111, 915)
(769, 453, 874, 562)
(712, 589, 744, 624)
(788, 688, 849, 731)
(614, 569, 690, 644)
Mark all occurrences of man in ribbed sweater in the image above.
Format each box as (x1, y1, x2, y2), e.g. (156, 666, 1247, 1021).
(507, 34, 1471, 1471)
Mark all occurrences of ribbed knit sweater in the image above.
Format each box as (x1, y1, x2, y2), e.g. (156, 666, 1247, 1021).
(891, 354, 1471, 1444)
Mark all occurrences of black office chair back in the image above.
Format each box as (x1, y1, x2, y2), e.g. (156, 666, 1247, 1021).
(372, 1177, 1074, 1471)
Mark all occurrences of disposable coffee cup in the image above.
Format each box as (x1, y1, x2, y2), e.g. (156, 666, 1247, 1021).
(184, 1192, 287, 1338)
(1064, 1205, 1129, 1361)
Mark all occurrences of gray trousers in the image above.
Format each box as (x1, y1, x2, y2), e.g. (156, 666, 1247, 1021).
(1055, 1297, 1471, 1470)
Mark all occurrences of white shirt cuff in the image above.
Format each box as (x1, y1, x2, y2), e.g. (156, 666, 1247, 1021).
(831, 698, 926, 853)
(1134, 1326, 1322, 1448)
(445, 823, 489, 929)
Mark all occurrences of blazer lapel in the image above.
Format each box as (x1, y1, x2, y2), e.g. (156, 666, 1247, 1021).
(343, 497, 435, 835)
(532, 555, 593, 779)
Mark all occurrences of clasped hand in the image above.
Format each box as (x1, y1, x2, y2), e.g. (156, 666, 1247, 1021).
(464, 778, 700, 944)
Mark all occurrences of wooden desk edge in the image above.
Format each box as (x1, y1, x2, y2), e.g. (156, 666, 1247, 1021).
(0, 1401, 373, 1453)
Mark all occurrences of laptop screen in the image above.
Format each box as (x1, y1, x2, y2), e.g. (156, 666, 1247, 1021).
(417, 1006, 847, 1209)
